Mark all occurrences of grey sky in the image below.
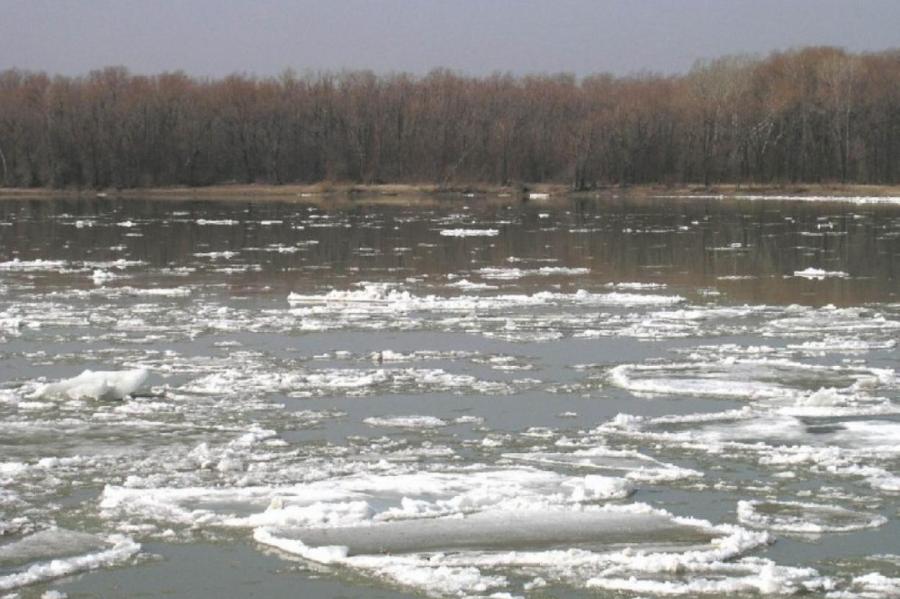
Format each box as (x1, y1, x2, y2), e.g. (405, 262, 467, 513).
(2, 0, 898, 77)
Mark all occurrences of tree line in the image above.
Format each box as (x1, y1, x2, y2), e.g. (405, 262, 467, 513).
(0, 46, 897, 190)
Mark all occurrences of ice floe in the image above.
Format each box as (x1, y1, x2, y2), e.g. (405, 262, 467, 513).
(503, 448, 701, 483)
(363, 415, 448, 429)
(0, 529, 139, 591)
(0, 259, 67, 272)
(439, 228, 500, 237)
(29, 369, 150, 401)
(737, 500, 887, 534)
(607, 357, 894, 405)
(98, 468, 815, 597)
(477, 266, 589, 279)
(656, 193, 900, 205)
(794, 268, 849, 279)
(830, 572, 900, 598)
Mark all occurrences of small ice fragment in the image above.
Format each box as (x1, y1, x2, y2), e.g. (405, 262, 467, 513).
(793, 268, 848, 279)
(439, 229, 500, 237)
(91, 270, 116, 285)
(363, 415, 447, 429)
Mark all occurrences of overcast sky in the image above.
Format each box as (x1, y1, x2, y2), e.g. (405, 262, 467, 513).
(2, 0, 898, 78)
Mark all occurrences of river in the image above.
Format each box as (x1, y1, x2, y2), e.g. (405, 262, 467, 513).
(1, 194, 898, 598)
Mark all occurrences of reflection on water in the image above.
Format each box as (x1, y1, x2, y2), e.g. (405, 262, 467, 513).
(2, 195, 898, 304)
(1, 194, 899, 598)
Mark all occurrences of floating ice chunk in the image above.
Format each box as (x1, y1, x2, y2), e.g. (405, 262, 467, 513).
(91, 269, 116, 285)
(608, 358, 889, 403)
(536, 266, 589, 275)
(708, 242, 751, 252)
(585, 561, 824, 596)
(0, 259, 67, 272)
(287, 283, 683, 316)
(363, 415, 448, 429)
(654, 193, 900, 205)
(0, 462, 29, 482)
(528, 192, 550, 200)
(30, 368, 149, 401)
(439, 229, 500, 237)
(255, 508, 711, 557)
(194, 251, 238, 260)
(839, 572, 900, 598)
(867, 473, 900, 493)
(89, 286, 191, 297)
(0, 390, 19, 406)
(0, 313, 23, 336)
(794, 268, 849, 279)
(793, 387, 847, 407)
(99, 471, 803, 597)
(829, 420, 900, 452)
(504, 448, 701, 483)
(608, 361, 786, 399)
(788, 337, 897, 353)
(763, 305, 900, 338)
(446, 279, 497, 290)
(195, 219, 239, 226)
(101, 468, 634, 532)
(478, 267, 589, 279)
(737, 500, 887, 533)
(562, 475, 633, 501)
(253, 504, 791, 597)
(478, 267, 525, 280)
(0, 529, 105, 566)
(83, 258, 144, 270)
(665, 414, 900, 453)
(524, 577, 547, 590)
(253, 528, 348, 564)
(605, 281, 667, 290)
(374, 563, 507, 597)
(0, 529, 139, 592)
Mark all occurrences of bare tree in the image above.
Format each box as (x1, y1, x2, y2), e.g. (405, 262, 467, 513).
(0, 47, 896, 190)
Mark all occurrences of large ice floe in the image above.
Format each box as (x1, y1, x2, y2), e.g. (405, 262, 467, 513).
(607, 357, 895, 408)
(28, 369, 150, 401)
(99, 468, 832, 596)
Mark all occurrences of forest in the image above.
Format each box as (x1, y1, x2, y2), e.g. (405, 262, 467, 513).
(0, 46, 897, 189)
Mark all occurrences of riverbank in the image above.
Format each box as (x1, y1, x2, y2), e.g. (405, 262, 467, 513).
(1, 182, 899, 202)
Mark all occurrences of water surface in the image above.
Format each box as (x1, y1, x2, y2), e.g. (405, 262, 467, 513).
(1, 195, 899, 597)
